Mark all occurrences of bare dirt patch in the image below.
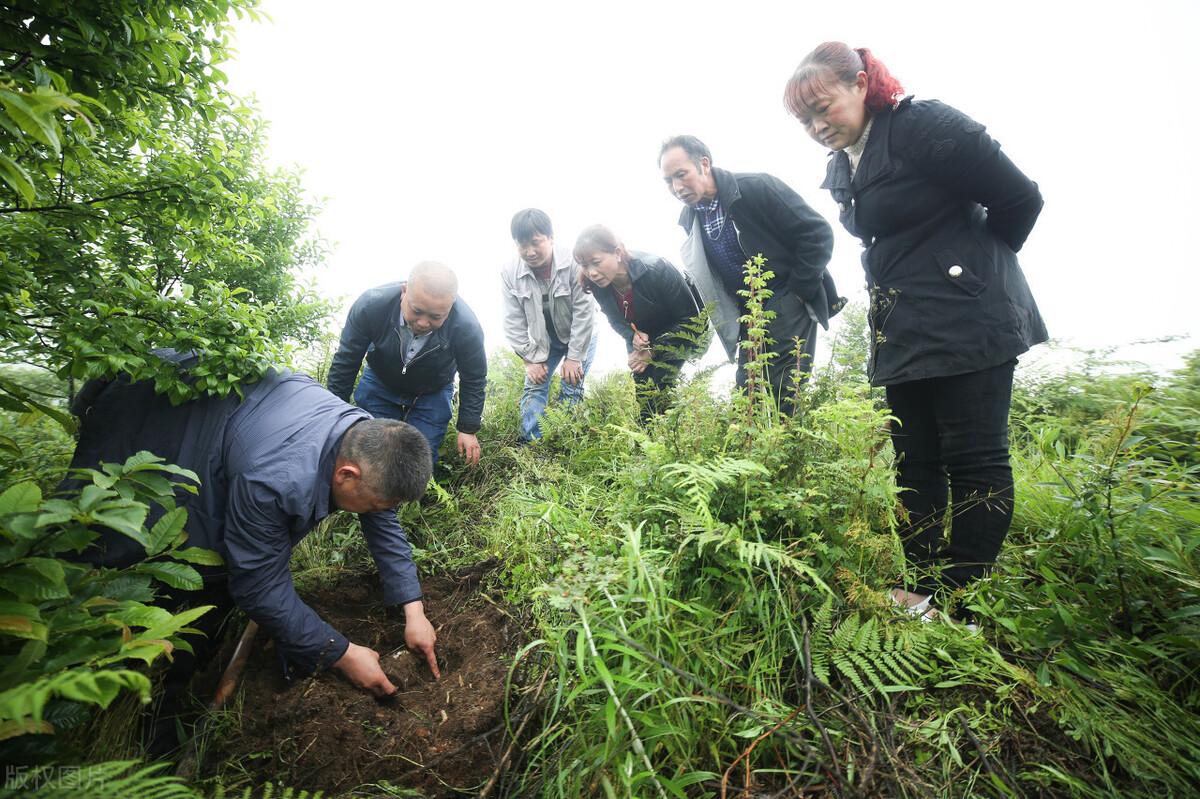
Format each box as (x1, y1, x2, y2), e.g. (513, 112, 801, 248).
(204, 563, 519, 797)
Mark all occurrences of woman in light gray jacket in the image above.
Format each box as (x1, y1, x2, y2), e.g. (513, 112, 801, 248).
(500, 208, 597, 441)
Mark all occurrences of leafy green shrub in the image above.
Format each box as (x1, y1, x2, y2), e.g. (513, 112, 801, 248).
(0, 453, 222, 761)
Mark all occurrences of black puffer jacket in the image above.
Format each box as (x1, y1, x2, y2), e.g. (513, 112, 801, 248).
(823, 97, 1047, 385)
(327, 283, 487, 433)
(588, 252, 704, 358)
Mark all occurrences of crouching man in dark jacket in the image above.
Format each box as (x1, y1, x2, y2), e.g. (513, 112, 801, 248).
(67, 350, 440, 696)
(328, 262, 487, 467)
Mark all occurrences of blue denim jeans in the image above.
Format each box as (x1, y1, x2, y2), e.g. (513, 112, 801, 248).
(520, 335, 598, 441)
(353, 366, 455, 465)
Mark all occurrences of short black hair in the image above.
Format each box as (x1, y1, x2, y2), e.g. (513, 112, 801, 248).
(338, 418, 431, 504)
(658, 135, 712, 169)
(510, 208, 554, 244)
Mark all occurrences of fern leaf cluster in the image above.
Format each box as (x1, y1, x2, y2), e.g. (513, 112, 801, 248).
(810, 600, 931, 696)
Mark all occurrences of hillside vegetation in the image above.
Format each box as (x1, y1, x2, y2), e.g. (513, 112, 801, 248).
(2, 3, 1198, 797)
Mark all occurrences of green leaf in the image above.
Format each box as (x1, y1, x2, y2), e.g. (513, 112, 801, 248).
(0, 88, 62, 153)
(147, 507, 188, 555)
(90, 506, 150, 549)
(109, 604, 173, 630)
(15, 557, 65, 589)
(171, 546, 224, 567)
(78, 484, 114, 512)
(0, 482, 42, 516)
(0, 152, 36, 206)
(0, 565, 70, 601)
(133, 561, 202, 591)
(0, 640, 47, 691)
(128, 604, 213, 647)
(0, 601, 46, 641)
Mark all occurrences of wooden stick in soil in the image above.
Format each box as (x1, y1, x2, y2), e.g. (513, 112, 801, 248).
(175, 620, 260, 779)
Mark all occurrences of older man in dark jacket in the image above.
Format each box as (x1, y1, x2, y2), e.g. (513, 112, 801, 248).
(328, 262, 487, 467)
(660, 135, 842, 410)
(67, 352, 440, 696)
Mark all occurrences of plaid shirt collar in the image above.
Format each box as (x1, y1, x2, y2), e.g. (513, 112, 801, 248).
(694, 196, 727, 240)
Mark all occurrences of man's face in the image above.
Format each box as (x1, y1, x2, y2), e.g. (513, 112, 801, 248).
(517, 234, 554, 270)
(660, 146, 716, 207)
(331, 463, 394, 514)
(401, 281, 455, 336)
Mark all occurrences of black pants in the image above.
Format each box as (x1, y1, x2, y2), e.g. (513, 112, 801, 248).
(885, 360, 1016, 597)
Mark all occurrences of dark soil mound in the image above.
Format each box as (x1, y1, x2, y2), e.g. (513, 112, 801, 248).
(204, 564, 518, 797)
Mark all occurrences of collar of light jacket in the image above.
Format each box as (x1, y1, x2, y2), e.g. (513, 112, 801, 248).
(676, 167, 743, 231)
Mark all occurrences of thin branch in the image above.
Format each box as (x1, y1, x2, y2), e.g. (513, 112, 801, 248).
(0, 184, 182, 214)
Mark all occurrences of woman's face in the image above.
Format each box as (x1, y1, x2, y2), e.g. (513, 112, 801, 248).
(579, 249, 625, 289)
(793, 69, 870, 151)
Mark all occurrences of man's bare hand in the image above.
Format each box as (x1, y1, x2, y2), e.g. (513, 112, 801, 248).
(525, 361, 548, 384)
(456, 432, 481, 467)
(560, 358, 584, 386)
(333, 642, 396, 697)
(404, 601, 440, 679)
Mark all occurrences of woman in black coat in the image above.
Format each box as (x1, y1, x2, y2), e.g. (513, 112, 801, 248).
(784, 43, 1048, 620)
(574, 225, 705, 419)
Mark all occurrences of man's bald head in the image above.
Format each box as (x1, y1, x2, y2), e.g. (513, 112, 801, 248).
(401, 262, 458, 336)
(409, 261, 459, 299)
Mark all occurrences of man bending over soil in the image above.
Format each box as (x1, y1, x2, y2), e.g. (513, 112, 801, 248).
(65, 349, 440, 707)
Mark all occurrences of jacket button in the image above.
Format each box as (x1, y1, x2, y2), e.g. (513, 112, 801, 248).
(948, 265, 963, 278)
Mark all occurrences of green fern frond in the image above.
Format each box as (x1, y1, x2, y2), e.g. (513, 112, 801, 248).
(677, 530, 833, 594)
(0, 760, 199, 799)
(812, 611, 934, 696)
(656, 457, 770, 525)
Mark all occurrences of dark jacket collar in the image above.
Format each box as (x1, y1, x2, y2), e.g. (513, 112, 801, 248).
(820, 96, 913, 196)
(676, 167, 742, 230)
(626, 252, 653, 282)
(315, 413, 364, 522)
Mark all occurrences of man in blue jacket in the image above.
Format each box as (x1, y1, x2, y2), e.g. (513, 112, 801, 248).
(659, 135, 842, 411)
(328, 262, 486, 467)
(69, 352, 440, 696)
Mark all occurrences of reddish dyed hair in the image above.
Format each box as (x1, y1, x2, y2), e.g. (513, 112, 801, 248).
(783, 42, 904, 118)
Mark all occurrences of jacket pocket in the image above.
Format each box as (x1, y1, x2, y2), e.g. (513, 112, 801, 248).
(932, 249, 987, 297)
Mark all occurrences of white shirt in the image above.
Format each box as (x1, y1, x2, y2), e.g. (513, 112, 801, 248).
(846, 116, 875, 178)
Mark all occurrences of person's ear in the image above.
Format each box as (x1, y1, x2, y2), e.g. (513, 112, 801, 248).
(333, 461, 363, 487)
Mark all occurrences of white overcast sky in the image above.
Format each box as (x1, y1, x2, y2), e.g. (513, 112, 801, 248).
(227, 0, 1198, 379)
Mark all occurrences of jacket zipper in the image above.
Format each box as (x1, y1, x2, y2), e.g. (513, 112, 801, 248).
(394, 324, 446, 376)
(400, 340, 445, 375)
